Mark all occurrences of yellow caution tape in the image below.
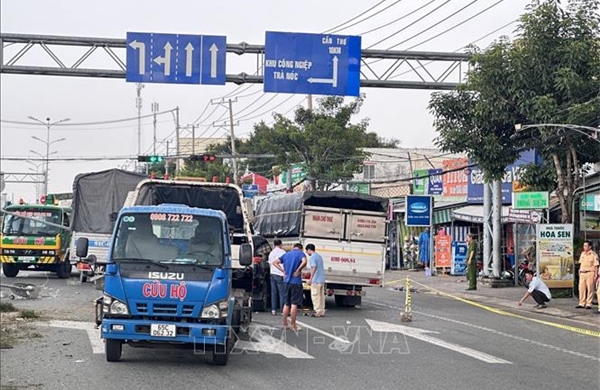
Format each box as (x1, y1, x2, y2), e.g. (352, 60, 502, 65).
(385, 277, 600, 338)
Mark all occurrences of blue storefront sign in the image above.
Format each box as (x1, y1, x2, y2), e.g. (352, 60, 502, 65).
(405, 195, 433, 226)
(451, 241, 468, 276)
(428, 168, 443, 195)
(467, 149, 539, 204)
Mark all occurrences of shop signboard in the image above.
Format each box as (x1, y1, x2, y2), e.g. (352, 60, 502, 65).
(412, 169, 428, 195)
(442, 158, 468, 200)
(536, 224, 574, 289)
(512, 191, 549, 210)
(580, 194, 600, 211)
(435, 233, 452, 268)
(451, 241, 467, 276)
(405, 195, 433, 227)
(428, 168, 443, 195)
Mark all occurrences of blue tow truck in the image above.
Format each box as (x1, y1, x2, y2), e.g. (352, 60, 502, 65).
(76, 203, 253, 365)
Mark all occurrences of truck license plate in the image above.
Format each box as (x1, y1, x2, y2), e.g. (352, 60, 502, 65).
(18, 256, 36, 262)
(150, 324, 176, 337)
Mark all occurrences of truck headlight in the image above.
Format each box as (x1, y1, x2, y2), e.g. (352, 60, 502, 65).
(201, 301, 228, 319)
(104, 295, 129, 315)
(201, 304, 219, 319)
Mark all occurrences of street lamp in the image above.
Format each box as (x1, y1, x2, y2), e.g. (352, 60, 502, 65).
(515, 123, 600, 144)
(26, 160, 45, 201)
(28, 116, 70, 195)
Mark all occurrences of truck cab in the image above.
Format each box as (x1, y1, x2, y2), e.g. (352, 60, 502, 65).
(1, 204, 72, 278)
(78, 204, 252, 364)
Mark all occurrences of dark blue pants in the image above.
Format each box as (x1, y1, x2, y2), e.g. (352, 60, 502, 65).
(270, 274, 285, 312)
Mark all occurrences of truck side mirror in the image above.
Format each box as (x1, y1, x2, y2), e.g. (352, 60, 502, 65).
(76, 237, 89, 258)
(109, 212, 119, 223)
(238, 243, 253, 266)
(85, 254, 97, 266)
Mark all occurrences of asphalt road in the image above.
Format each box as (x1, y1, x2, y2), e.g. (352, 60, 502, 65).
(1, 270, 599, 390)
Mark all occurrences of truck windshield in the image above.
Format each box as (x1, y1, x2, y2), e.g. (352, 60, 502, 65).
(2, 208, 63, 236)
(111, 212, 224, 266)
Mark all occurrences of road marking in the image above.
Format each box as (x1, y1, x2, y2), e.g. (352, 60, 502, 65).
(397, 278, 600, 338)
(36, 320, 103, 354)
(296, 320, 352, 345)
(234, 325, 313, 359)
(366, 319, 511, 364)
(367, 301, 600, 363)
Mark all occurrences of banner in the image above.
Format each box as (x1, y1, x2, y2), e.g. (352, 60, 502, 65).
(405, 195, 433, 227)
(435, 233, 452, 267)
(442, 158, 468, 199)
(451, 241, 467, 276)
(536, 224, 574, 289)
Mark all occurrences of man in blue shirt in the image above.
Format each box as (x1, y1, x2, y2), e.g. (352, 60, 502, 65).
(274, 243, 307, 332)
(306, 243, 326, 317)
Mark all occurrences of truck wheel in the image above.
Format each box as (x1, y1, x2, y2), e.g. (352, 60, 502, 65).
(2, 263, 19, 278)
(55, 261, 71, 279)
(212, 330, 232, 366)
(105, 339, 122, 362)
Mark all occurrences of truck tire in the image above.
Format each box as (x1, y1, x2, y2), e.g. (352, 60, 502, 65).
(2, 263, 19, 278)
(105, 339, 122, 362)
(55, 261, 72, 279)
(212, 330, 232, 366)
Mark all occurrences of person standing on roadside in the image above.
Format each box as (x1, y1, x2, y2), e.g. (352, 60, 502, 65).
(274, 243, 307, 332)
(268, 239, 286, 316)
(466, 233, 477, 291)
(576, 240, 599, 309)
(306, 244, 326, 317)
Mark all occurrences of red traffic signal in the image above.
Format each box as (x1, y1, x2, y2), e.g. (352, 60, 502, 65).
(190, 154, 216, 162)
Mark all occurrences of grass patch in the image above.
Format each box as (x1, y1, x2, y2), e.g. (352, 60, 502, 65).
(0, 301, 17, 313)
(19, 310, 39, 320)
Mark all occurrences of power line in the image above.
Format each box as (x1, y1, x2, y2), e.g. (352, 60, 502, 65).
(322, 0, 388, 34)
(329, 0, 406, 34)
(359, 0, 437, 36)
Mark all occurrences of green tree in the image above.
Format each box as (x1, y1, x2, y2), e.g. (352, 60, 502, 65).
(429, 0, 600, 222)
(242, 95, 373, 190)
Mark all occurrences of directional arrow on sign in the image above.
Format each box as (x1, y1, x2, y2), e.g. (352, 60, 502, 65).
(209, 43, 218, 78)
(153, 42, 173, 76)
(184, 42, 194, 77)
(128, 40, 146, 75)
(307, 56, 338, 87)
(366, 319, 511, 364)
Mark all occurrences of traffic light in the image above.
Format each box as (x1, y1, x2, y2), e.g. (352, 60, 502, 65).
(189, 154, 216, 162)
(137, 155, 164, 163)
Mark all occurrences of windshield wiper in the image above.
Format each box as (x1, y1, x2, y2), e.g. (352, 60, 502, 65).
(112, 258, 169, 269)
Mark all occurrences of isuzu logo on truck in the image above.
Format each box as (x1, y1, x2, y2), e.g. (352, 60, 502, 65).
(148, 272, 185, 280)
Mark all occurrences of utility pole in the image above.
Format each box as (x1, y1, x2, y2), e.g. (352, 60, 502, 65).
(28, 116, 69, 196)
(175, 106, 180, 174)
(136, 83, 144, 163)
(211, 98, 239, 183)
(307, 94, 313, 110)
(228, 98, 238, 182)
(151, 101, 159, 155)
(191, 125, 196, 155)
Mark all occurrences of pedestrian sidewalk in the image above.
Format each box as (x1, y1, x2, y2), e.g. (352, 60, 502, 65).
(383, 269, 600, 326)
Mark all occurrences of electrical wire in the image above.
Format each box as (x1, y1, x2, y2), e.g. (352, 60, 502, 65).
(0, 109, 177, 127)
(366, 0, 454, 49)
(322, 0, 388, 34)
(359, 0, 437, 36)
(329, 0, 406, 34)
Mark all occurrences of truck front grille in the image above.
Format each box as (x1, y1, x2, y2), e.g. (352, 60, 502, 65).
(135, 302, 196, 316)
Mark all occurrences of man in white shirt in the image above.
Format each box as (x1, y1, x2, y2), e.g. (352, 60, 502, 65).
(268, 240, 287, 315)
(518, 270, 552, 309)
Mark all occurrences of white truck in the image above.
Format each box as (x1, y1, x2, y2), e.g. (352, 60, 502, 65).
(69, 169, 147, 282)
(253, 191, 389, 307)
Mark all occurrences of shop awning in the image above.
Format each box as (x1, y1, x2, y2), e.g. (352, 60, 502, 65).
(451, 205, 512, 223)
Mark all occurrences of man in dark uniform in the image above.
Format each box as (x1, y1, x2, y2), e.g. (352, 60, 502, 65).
(466, 233, 477, 290)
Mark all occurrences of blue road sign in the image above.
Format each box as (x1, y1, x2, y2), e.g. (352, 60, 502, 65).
(201, 35, 226, 85)
(263, 31, 361, 96)
(126, 32, 226, 85)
